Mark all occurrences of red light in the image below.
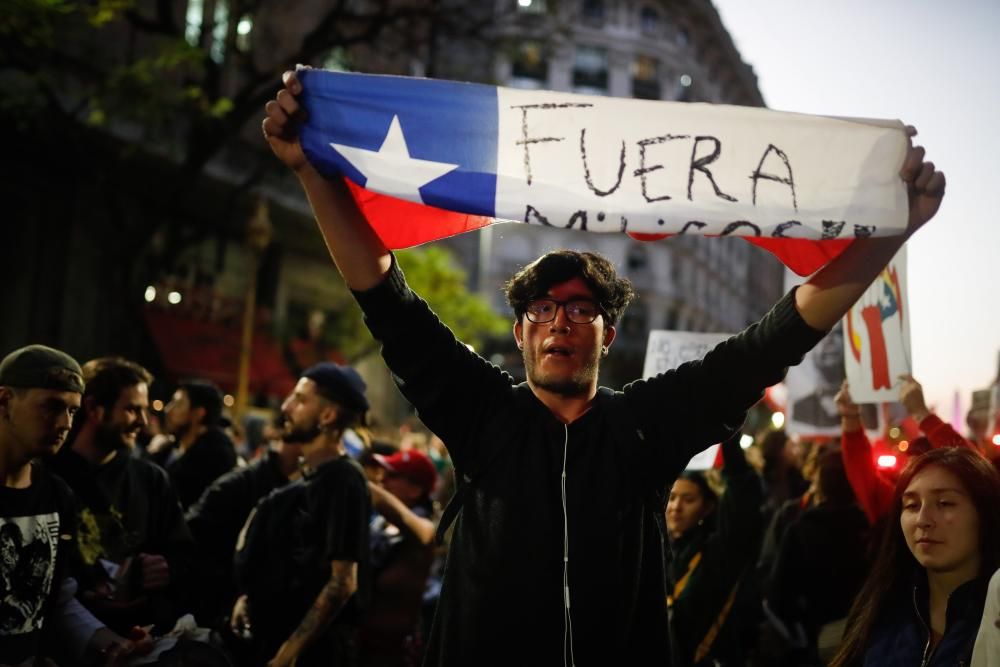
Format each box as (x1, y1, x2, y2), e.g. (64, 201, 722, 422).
(877, 455, 897, 469)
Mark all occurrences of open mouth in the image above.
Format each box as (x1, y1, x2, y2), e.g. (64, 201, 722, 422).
(544, 345, 574, 358)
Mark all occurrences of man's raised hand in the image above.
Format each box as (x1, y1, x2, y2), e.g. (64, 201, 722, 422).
(263, 70, 311, 173)
(901, 126, 946, 234)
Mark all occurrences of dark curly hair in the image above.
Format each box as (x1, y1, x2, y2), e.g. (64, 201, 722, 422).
(503, 250, 635, 326)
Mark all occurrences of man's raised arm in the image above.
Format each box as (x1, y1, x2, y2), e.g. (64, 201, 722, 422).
(262, 70, 391, 291)
(794, 126, 945, 330)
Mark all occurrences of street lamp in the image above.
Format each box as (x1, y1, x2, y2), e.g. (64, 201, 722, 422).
(235, 196, 273, 419)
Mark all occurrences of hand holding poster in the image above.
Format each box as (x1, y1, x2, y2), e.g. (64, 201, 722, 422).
(843, 246, 911, 403)
(297, 69, 910, 276)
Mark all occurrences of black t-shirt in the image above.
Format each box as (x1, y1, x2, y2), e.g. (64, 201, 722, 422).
(236, 455, 371, 665)
(0, 462, 78, 665)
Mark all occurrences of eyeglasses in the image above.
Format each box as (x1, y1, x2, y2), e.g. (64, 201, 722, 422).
(525, 298, 604, 324)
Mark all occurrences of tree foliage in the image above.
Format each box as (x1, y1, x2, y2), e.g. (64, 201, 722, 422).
(320, 244, 510, 362)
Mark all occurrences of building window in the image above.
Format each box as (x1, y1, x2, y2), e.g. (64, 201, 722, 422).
(184, 0, 203, 47)
(626, 244, 649, 271)
(640, 6, 660, 36)
(185, 0, 229, 63)
(235, 14, 252, 52)
(572, 46, 608, 95)
(510, 41, 548, 88)
(581, 0, 605, 25)
(517, 0, 546, 13)
(632, 55, 660, 100)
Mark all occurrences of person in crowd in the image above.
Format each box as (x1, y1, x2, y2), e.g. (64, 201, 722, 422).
(157, 380, 237, 509)
(756, 439, 823, 590)
(0, 345, 152, 664)
(666, 431, 764, 666)
(971, 567, 1000, 667)
(232, 362, 371, 667)
(758, 430, 810, 529)
(263, 69, 945, 665)
(184, 414, 304, 629)
(766, 446, 870, 665)
(831, 447, 1000, 666)
(46, 356, 194, 636)
(837, 377, 972, 525)
(361, 449, 439, 666)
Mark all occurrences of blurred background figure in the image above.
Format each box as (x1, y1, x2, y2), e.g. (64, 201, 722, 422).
(362, 449, 439, 667)
(765, 446, 870, 665)
(158, 380, 237, 510)
(666, 431, 764, 666)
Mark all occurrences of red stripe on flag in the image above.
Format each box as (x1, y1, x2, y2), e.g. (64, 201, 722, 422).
(347, 179, 854, 276)
(346, 179, 492, 249)
(745, 236, 854, 277)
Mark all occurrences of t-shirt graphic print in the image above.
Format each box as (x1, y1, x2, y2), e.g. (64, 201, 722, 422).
(0, 512, 60, 635)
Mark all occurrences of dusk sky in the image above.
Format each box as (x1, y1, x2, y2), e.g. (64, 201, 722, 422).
(713, 0, 1000, 418)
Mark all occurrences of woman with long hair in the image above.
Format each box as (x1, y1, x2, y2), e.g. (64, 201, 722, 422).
(831, 447, 1000, 666)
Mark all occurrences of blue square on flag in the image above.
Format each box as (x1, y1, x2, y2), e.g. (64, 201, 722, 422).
(299, 70, 498, 217)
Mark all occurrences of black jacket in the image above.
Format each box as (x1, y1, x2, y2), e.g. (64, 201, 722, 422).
(354, 258, 824, 666)
(185, 448, 289, 624)
(47, 445, 193, 633)
(166, 426, 237, 510)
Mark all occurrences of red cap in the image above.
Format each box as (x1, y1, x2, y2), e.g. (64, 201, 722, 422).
(374, 450, 438, 496)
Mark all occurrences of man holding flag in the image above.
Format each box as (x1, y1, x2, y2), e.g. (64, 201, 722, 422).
(262, 70, 944, 665)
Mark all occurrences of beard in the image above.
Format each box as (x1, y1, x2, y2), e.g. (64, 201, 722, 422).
(282, 415, 323, 444)
(522, 345, 601, 397)
(96, 421, 131, 453)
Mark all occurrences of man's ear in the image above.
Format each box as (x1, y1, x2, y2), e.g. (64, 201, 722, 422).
(603, 325, 617, 351)
(0, 386, 13, 415)
(513, 319, 524, 350)
(319, 403, 340, 431)
(83, 396, 104, 424)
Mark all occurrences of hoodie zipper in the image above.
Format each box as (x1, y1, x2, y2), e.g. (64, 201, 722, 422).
(914, 585, 934, 667)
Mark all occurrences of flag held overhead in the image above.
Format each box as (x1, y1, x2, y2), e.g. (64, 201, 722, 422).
(297, 69, 909, 276)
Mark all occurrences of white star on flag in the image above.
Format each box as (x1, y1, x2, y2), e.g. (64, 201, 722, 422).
(330, 115, 458, 204)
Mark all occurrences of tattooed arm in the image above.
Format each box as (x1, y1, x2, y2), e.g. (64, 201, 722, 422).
(267, 560, 358, 667)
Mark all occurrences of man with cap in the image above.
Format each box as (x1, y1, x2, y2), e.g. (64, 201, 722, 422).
(0, 345, 151, 664)
(159, 379, 237, 509)
(233, 362, 372, 667)
(362, 449, 438, 666)
(47, 356, 194, 636)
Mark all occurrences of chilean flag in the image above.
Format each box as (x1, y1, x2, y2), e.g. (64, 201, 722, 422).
(298, 69, 909, 276)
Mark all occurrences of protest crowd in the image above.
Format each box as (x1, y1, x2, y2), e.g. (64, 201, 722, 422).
(2, 70, 999, 667)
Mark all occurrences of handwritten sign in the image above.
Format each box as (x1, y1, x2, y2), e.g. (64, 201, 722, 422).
(497, 89, 909, 239)
(642, 330, 731, 378)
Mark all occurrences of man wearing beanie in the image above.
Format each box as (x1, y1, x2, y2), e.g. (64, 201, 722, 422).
(233, 362, 372, 667)
(0, 345, 150, 664)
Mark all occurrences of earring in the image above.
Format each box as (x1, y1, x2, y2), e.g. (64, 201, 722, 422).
(601, 345, 608, 357)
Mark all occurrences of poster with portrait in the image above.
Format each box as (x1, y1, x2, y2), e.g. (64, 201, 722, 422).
(843, 246, 911, 403)
(784, 271, 879, 437)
